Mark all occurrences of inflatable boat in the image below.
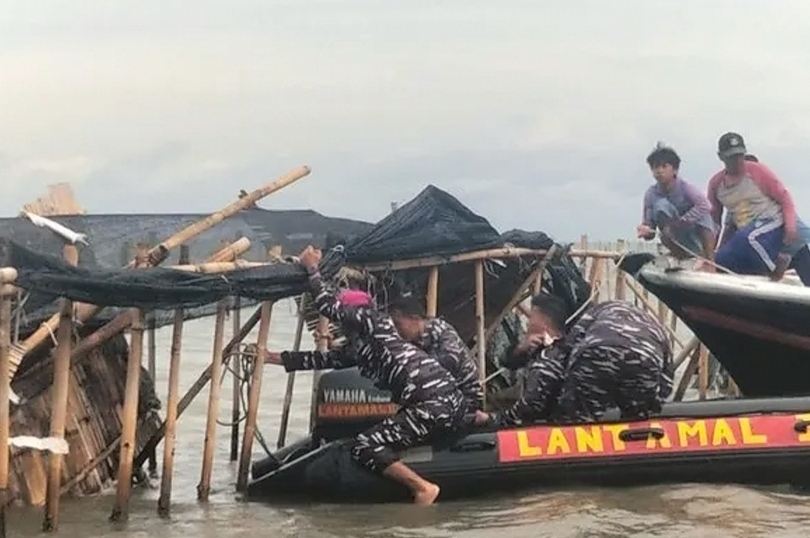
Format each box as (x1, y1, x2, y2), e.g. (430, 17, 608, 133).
(247, 368, 810, 503)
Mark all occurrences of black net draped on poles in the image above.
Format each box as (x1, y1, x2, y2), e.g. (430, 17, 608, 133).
(0, 184, 591, 314)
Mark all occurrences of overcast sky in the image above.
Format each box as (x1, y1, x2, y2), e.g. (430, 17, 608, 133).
(3, 1, 810, 242)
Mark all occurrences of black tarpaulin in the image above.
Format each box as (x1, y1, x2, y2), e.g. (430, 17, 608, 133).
(0, 238, 343, 311)
(342, 185, 504, 265)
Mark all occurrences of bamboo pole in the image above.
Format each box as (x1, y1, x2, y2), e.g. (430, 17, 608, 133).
(673, 345, 701, 402)
(578, 235, 589, 271)
(42, 245, 78, 532)
(237, 301, 273, 492)
(157, 244, 190, 517)
(309, 316, 329, 432)
(614, 240, 626, 301)
(673, 336, 700, 370)
(472, 245, 558, 357)
(0, 268, 17, 538)
(360, 246, 619, 273)
(624, 279, 686, 350)
(197, 298, 228, 501)
(229, 296, 242, 462)
(170, 260, 271, 273)
(698, 345, 709, 400)
(426, 267, 439, 317)
(10, 166, 308, 374)
(276, 295, 307, 449)
(110, 248, 149, 523)
(474, 261, 486, 407)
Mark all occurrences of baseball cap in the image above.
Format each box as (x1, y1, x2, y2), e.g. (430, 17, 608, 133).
(717, 132, 747, 159)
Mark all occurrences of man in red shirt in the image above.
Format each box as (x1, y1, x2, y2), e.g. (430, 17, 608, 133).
(707, 132, 800, 276)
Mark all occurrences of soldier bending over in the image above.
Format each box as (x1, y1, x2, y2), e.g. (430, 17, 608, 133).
(388, 294, 483, 413)
(280, 246, 466, 505)
(476, 294, 673, 426)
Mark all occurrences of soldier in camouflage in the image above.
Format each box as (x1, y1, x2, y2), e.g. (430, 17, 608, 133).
(279, 246, 466, 505)
(388, 294, 483, 412)
(476, 293, 673, 426)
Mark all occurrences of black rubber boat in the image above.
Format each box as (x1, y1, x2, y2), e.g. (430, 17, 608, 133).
(247, 253, 810, 503)
(247, 369, 810, 503)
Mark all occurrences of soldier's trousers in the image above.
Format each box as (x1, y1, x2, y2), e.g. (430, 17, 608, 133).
(350, 390, 465, 473)
(557, 344, 672, 422)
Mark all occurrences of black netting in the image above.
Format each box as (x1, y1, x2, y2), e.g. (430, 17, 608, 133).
(2, 185, 591, 334)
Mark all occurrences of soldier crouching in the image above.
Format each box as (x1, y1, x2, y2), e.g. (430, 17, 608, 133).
(476, 293, 673, 427)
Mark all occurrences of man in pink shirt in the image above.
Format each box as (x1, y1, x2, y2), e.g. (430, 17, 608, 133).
(708, 132, 799, 276)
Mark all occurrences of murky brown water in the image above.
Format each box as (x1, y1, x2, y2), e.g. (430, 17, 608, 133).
(7, 299, 810, 537)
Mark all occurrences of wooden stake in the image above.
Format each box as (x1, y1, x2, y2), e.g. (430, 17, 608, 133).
(277, 295, 307, 449)
(10, 166, 308, 375)
(42, 245, 78, 532)
(110, 248, 149, 523)
(426, 267, 439, 317)
(0, 268, 17, 538)
(157, 244, 189, 517)
(197, 299, 228, 501)
(474, 261, 486, 407)
(237, 301, 273, 492)
(229, 296, 242, 462)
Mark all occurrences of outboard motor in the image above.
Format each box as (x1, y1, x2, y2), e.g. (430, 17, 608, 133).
(312, 368, 398, 443)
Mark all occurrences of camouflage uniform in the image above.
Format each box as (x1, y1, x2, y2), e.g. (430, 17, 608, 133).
(418, 318, 483, 412)
(490, 345, 567, 426)
(281, 267, 466, 474)
(555, 301, 673, 422)
(492, 300, 673, 426)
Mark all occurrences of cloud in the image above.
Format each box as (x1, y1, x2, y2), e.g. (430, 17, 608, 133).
(3, 1, 810, 241)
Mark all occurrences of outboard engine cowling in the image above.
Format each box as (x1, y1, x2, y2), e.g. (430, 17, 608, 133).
(312, 368, 399, 442)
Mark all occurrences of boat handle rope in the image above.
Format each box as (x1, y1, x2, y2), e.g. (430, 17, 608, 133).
(618, 427, 665, 443)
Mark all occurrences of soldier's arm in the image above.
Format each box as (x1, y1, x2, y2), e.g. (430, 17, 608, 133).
(280, 346, 356, 372)
(490, 350, 567, 427)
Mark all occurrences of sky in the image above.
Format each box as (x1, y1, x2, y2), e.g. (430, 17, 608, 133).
(3, 0, 810, 242)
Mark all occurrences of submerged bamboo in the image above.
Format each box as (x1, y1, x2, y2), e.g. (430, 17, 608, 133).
(157, 244, 190, 517)
(110, 248, 149, 523)
(237, 301, 273, 491)
(42, 245, 78, 532)
(277, 295, 307, 449)
(230, 297, 242, 462)
(10, 166, 309, 375)
(197, 299, 228, 500)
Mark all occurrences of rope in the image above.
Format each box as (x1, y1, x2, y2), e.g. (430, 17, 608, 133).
(212, 344, 274, 457)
